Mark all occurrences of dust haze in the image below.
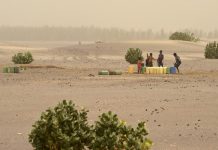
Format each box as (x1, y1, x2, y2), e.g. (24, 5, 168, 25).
(1, 0, 218, 31)
(1, 1, 218, 150)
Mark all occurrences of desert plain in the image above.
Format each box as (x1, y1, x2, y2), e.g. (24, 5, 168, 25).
(0, 40, 218, 150)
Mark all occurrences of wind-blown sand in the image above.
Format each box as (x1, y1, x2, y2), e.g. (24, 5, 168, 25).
(0, 40, 218, 150)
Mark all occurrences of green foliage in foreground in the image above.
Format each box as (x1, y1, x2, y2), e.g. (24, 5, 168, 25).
(29, 100, 93, 150)
(12, 52, 33, 64)
(169, 32, 199, 42)
(91, 111, 152, 150)
(29, 100, 152, 150)
(205, 41, 218, 59)
(125, 48, 144, 64)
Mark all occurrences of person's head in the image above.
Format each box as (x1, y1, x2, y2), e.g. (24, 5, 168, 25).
(160, 50, 162, 54)
(150, 53, 153, 56)
(173, 53, 177, 57)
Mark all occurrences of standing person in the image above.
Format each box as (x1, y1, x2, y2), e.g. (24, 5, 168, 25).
(145, 53, 149, 67)
(157, 50, 164, 67)
(173, 53, 182, 73)
(148, 53, 155, 67)
(137, 57, 143, 74)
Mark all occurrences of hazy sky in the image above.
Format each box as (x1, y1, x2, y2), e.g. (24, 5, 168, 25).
(1, 0, 218, 31)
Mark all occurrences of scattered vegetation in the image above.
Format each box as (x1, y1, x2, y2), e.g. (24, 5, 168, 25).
(12, 52, 33, 64)
(205, 41, 218, 59)
(29, 100, 152, 150)
(169, 32, 200, 42)
(125, 48, 144, 64)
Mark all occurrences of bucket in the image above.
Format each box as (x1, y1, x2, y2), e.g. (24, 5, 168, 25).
(170, 67, 177, 74)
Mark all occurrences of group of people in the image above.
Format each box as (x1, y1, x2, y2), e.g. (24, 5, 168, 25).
(137, 50, 182, 73)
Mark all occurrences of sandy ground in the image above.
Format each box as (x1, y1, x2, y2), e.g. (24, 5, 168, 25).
(0, 40, 218, 150)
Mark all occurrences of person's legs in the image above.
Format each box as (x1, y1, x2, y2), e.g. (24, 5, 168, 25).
(174, 63, 180, 73)
(160, 62, 163, 67)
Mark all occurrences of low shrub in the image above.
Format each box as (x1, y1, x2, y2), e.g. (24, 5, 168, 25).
(29, 100, 93, 150)
(169, 32, 199, 42)
(12, 52, 33, 64)
(205, 41, 218, 59)
(90, 111, 152, 150)
(29, 100, 152, 150)
(125, 48, 144, 64)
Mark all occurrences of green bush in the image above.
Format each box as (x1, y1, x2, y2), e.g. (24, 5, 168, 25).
(12, 51, 33, 64)
(169, 32, 199, 42)
(205, 41, 218, 59)
(29, 101, 152, 150)
(90, 111, 152, 150)
(29, 100, 93, 150)
(125, 48, 144, 64)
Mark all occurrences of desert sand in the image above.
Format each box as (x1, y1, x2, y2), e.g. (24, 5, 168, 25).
(0, 40, 218, 150)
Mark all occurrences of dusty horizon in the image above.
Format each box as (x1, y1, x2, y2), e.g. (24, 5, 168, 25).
(1, 0, 218, 31)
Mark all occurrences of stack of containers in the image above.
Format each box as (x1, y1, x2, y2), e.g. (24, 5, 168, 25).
(2, 66, 20, 73)
(127, 66, 177, 74)
(141, 67, 177, 74)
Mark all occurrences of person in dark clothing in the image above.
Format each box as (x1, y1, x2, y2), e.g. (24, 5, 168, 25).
(147, 53, 155, 67)
(157, 50, 164, 67)
(145, 53, 149, 67)
(173, 53, 181, 73)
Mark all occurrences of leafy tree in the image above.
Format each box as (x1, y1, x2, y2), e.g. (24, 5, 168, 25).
(205, 41, 218, 59)
(12, 52, 34, 64)
(169, 32, 199, 42)
(125, 48, 144, 64)
(29, 100, 93, 150)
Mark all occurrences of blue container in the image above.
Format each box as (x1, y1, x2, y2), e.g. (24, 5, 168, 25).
(170, 67, 177, 74)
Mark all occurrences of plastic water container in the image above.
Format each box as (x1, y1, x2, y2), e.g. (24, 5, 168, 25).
(149, 67, 154, 74)
(141, 67, 146, 74)
(3, 67, 8, 73)
(145, 67, 149, 74)
(166, 67, 170, 74)
(163, 67, 167, 74)
(98, 70, 109, 75)
(14, 67, 19, 73)
(9, 67, 15, 73)
(159, 67, 164, 74)
(154, 67, 158, 74)
(128, 65, 135, 74)
(170, 67, 177, 74)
